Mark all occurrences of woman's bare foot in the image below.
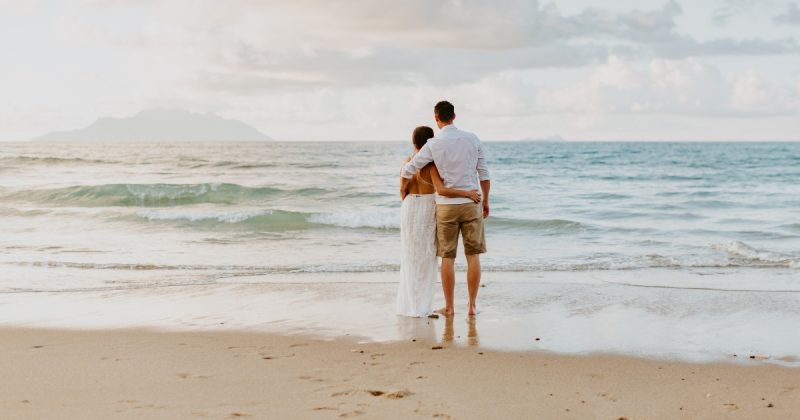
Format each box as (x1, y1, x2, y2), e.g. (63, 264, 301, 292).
(435, 307, 454, 316)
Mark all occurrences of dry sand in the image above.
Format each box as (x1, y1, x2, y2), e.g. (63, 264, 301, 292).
(1, 327, 797, 419)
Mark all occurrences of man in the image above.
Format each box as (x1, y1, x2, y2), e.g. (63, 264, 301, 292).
(401, 100, 491, 316)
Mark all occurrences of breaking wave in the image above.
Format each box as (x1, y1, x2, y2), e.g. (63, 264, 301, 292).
(1, 183, 333, 207)
(712, 240, 800, 269)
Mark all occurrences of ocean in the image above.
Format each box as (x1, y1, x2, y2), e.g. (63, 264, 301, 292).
(1, 141, 798, 362)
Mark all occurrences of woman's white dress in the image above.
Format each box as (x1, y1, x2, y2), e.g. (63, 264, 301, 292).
(396, 193, 438, 317)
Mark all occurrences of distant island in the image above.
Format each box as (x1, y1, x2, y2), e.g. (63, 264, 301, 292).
(33, 108, 272, 142)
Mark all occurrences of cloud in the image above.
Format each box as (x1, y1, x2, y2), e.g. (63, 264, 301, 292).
(729, 69, 800, 114)
(2, 0, 799, 141)
(653, 37, 799, 57)
(482, 55, 798, 118)
(712, 0, 759, 24)
(774, 2, 800, 24)
(528, 56, 729, 116)
(730, 70, 770, 110)
(48, 0, 796, 93)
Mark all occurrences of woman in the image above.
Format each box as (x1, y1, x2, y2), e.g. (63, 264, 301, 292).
(396, 126, 481, 317)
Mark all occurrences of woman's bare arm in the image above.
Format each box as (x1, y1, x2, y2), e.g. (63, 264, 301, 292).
(399, 156, 412, 200)
(430, 166, 481, 203)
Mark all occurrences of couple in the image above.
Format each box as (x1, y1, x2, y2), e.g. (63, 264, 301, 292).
(396, 101, 491, 318)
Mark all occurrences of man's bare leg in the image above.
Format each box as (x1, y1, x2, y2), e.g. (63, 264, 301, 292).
(466, 254, 481, 316)
(435, 257, 456, 316)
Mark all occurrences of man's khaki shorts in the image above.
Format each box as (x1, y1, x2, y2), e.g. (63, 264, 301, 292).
(435, 203, 487, 259)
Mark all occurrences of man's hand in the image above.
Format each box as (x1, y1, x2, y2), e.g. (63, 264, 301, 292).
(400, 156, 411, 175)
(479, 180, 491, 219)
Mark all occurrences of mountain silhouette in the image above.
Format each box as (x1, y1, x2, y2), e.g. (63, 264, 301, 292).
(34, 109, 272, 142)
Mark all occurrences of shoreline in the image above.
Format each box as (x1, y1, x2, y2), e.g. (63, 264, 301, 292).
(2, 326, 798, 419)
(2, 270, 799, 367)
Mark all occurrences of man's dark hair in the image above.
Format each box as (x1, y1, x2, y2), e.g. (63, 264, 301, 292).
(412, 126, 435, 150)
(434, 101, 455, 123)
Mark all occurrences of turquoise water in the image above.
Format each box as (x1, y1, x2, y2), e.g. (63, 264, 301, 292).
(0, 141, 799, 292)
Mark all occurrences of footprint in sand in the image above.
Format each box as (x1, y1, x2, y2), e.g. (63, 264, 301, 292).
(260, 352, 296, 360)
(176, 373, 212, 380)
(385, 390, 413, 399)
(331, 390, 359, 397)
(598, 392, 618, 402)
(227, 413, 251, 418)
(331, 389, 413, 399)
(338, 410, 365, 418)
(133, 404, 168, 410)
(331, 389, 386, 397)
(298, 375, 326, 382)
(723, 403, 739, 411)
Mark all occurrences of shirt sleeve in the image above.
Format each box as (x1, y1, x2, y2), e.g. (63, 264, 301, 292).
(401, 143, 434, 179)
(476, 141, 491, 181)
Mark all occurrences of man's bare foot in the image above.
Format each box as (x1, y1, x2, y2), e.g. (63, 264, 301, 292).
(467, 303, 477, 316)
(434, 307, 454, 316)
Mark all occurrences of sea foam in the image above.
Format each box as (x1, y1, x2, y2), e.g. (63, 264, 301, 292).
(712, 240, 800, 269)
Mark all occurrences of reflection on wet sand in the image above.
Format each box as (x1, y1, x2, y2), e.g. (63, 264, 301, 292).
(442, 316, 479, 347)
(443, 316, 453, 343)
(467, 317, 479, 346)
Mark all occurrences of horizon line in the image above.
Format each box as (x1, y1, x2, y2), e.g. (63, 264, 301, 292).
(3, 139, 800, 143)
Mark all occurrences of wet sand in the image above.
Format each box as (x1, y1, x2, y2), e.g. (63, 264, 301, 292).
(2, 327, 798, 419)
(2, 271, 799, 365)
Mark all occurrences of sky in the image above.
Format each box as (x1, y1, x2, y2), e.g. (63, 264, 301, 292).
(1, 0, 799, 141)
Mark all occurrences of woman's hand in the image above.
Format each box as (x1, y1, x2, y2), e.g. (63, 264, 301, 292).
(465, 189, 481, 203)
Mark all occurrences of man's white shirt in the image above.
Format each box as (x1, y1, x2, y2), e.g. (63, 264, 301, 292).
(401, 125, 490, 205)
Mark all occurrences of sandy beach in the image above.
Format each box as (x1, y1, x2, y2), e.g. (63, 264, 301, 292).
(2, 327, 798, 419)
(2, 141, 799, 419)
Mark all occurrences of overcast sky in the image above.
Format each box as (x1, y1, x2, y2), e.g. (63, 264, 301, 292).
(1, 0, 799, 141)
